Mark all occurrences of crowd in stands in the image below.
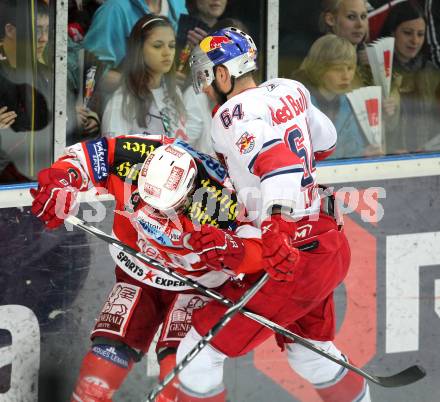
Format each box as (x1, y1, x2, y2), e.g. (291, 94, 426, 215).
(1, 0, 440, 185)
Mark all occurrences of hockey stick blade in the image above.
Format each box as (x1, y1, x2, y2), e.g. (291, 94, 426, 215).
(372, 365, 426, 387)
(245, 311, 426, 387)
(66, 215, 427, 388)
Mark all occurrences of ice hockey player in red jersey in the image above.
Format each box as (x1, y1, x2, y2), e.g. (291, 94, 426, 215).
(30, 135, 261, 402)
(171, 27, 372, 401)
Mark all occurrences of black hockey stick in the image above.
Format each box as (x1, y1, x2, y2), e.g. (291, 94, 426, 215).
(146, 272, 269, 401)
(65, 215, 426, 388)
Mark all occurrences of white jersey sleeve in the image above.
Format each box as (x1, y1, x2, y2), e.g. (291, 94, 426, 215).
(307, 101, 337, 160)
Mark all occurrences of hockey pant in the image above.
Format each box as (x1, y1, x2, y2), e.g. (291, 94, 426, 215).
(176, 328, 371, 402)
(72, 276, 211, 402)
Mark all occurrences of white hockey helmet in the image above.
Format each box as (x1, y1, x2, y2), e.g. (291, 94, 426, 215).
(138, 145, 198, 213)
(189, 26, 258, 94)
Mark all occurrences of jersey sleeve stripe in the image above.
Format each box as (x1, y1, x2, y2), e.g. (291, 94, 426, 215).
(262, 138, 283, 148)
(247, 138, 283, 172)
(251, 143, 302, 177)
(314, 144, 336, 161)
(260, 167, 304, 182)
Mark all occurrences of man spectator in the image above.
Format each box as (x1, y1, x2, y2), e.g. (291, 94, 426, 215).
(0, 0, 50, 183)
(425, 0, 440, 68)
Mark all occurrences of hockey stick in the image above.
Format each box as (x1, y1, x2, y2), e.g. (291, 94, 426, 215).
(65, 215, 426, 388)
(146, 272, 269, 401)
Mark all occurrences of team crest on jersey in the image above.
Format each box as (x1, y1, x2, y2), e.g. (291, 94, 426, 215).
(235, 132, 255, 154)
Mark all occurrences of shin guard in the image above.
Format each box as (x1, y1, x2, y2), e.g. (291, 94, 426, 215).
(71, 345, 134, 402)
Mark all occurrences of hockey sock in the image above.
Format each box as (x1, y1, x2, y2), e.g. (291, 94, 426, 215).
(155, 352, 178, 402)
(286, 341, 371, 402)
(315, 365, 370, 402)
(71, 346, 134, 402)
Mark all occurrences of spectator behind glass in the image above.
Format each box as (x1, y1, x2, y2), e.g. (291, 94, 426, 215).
(425, 0, 440, 69)
(380, 1, 440, 154)
(66, 36, 101, 145)
(175, 0, 227, 85)
(0, 0, 50, 183)
(294, 34, 377, 159)
(101, 14, 187, 139)
(319, 0, 371, 87)
(183, 17, 247, 155)
(82, 0, 187, 94)
(184, 0, 227, 45)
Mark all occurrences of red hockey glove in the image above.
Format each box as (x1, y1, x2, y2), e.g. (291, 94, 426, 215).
(30, 167, 79, 229)
(184, 225, 245, 271)
(261, 214, 300, 282)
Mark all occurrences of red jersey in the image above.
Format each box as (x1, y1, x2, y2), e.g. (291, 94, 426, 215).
(55, 135, 238, 291)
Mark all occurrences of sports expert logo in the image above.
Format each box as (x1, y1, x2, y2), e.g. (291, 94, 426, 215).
(235, 132, 255, 154)
(199, 35, 232, 52)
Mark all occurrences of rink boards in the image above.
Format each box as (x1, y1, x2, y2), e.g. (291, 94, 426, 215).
(0, 175, 439, 402)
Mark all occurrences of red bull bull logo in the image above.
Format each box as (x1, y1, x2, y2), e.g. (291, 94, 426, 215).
(200, 35, 233, 53)
(235, 132, 256, 154)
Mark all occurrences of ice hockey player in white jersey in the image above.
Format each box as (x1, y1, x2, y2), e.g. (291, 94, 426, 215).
(169, 27, 372, 401)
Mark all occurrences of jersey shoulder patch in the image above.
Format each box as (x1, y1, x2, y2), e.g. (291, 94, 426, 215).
(85, 137, 109, 182)
(111, 136, 164, 183)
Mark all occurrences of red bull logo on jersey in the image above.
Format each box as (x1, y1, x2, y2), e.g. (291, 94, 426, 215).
(200, 35, 233, 53)
(270, 88, 308, 126)
(235, 132, 256, 154)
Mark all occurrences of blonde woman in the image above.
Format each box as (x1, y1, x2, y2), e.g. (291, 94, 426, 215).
(294, 34, 374, 158)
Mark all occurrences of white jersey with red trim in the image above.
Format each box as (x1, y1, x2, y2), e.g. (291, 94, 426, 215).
(211, 78, 337, 224)
(55, 135, 238, 291)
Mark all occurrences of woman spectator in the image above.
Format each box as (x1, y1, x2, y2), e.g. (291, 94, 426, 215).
(319, 0, 371, 87)
(294, 34, 374, 159)
(82, 0, 187, 94)
(101, 14, 187, 139)
(380, 1, 440, 153)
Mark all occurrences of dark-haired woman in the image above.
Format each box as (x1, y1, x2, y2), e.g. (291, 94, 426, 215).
(380, 1, 440, 154)
(101, 14, 187, 140)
